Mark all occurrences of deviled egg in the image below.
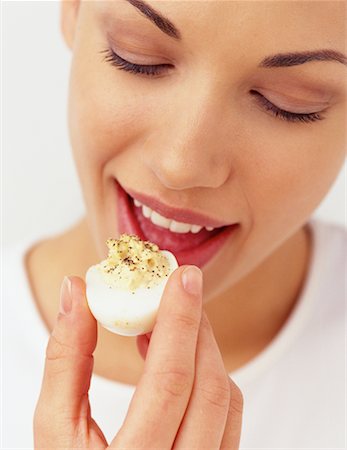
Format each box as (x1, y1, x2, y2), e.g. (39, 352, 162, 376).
(86, 234, 178, 336)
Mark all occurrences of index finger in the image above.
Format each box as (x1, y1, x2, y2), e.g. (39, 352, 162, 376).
(34, 277, 100, 447)
(111, 265, 203, 449)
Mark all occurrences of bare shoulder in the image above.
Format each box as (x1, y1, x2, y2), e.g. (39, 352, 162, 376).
(24, 219, 93, 330)
(24, 235, 65, 330)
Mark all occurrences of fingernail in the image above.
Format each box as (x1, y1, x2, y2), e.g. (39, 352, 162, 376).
(182, 266, 203, 296)
(59, 276, 72, 315)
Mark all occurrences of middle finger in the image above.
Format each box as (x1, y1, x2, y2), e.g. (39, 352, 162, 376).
(111, 266, 203, 449)
(173, 312, 230, 450)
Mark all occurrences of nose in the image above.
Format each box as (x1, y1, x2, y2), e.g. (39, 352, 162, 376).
(147, 84, 232, 191)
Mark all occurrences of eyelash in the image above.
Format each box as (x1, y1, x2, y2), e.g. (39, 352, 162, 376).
(102, 48, 324, 124)
(102, 48, 171, 76)
(249, 90, 324, 124)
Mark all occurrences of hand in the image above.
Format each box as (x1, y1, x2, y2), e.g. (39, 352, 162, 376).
(34, 266, 243, 449)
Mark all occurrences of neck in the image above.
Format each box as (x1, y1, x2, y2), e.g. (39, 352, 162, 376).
(25, 218, 311, 384)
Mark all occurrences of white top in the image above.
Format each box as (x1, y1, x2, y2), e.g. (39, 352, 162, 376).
(2, 219, 346, 449)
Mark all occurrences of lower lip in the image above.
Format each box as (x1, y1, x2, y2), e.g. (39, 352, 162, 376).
(115, 181, 238, 268)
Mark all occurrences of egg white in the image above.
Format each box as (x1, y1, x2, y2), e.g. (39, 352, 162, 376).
(86, 250, 178, 336)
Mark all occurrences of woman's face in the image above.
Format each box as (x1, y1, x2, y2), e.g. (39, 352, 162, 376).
(63, 0, 346, 302)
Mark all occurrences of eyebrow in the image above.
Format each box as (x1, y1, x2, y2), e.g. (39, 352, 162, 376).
(124, 0, 346, 69)
(260, 49, 347, 68)
(125, 0, 181, 40)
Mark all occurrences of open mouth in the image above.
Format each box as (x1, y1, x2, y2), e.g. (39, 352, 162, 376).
(115, 180, 238, 268)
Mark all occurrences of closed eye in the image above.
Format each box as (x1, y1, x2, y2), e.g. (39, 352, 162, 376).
(101, 48, 172, 77)
(250, 90, 325, 123)
(101, 48, 326, 124)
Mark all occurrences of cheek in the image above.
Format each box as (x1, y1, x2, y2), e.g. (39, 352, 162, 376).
(68, 63, 146, 175)
(66, 39, 153, 255)
(203, 112, 346, 299)
(252, 120, 345, 223)
(239, 110, 345, 255)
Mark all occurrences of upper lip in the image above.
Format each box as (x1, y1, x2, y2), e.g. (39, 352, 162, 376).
(119, 181, 234, 228)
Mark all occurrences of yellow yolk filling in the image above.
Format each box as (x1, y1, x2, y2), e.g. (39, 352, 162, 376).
(97, 234, 170, 292)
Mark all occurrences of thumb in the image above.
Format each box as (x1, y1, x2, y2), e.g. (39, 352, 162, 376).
(35, 276, 97, 424)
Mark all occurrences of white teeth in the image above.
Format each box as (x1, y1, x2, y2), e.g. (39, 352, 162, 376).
(169, 220, 192, 234)
(133, 197, 215, 234)
(150, 210, 171, 228)
(142, 205, 152, 218)
(191, 224, 203, 234)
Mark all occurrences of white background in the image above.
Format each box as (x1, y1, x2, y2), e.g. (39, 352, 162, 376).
(2, 1, 346, 247)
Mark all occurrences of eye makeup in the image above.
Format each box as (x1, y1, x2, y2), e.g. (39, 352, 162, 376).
(101, 48, 173, 77)
(101, 47, 326, 125)
(249, 90, 324, 123)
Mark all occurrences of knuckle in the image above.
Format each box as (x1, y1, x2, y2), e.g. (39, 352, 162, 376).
(152, 367, 193, 398)
(199, 377, 231, 409)
(170, 311, 199, 333)
(46, 332, 74, 362)
(229, 379, 244, 415)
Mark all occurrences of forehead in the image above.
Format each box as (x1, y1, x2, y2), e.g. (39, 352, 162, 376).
(93, 0, 345, 45)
